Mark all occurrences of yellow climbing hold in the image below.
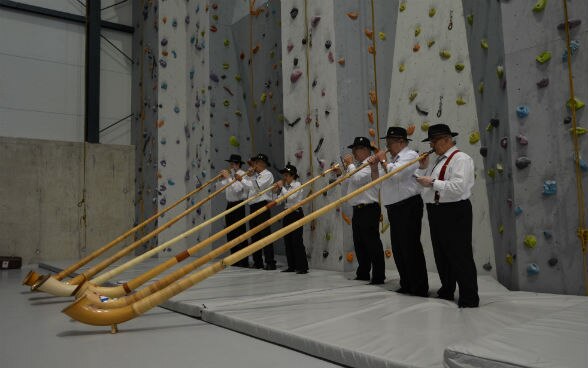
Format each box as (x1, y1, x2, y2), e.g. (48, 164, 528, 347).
(229, 135, 240, 147)
(399, 2, 406, 12)
(498, 224, 504, 234)
(455, 63, 465, 72)
(570, 127, 588, 135)
(524, 235, 537, 249)
(399, 63, 406, 72)
(429, 7, 436, 17)
(378, 32, 386, 41)
(260, 93, 267, 103)
(456, 96, 466, 106)
(467, 14, 474, 26)
(440, 50, 451, 59)
(409, 91, 418, 102)
(469, 132, 480, 144)
(415, 26, 421, 37)
(427, 39, 435, 48)
(235, 74, 242, 82)
(506, 253, 514, 265)
(496, 65, 504, 79)
(222, 63, 229, 70)
(486, 123, 493, 132)
(481, 39, 489, 50)
(487, 168, 496, 178)
(535, 51, 552, 64)
(478, 81, 485, 94)
(369, 90, 377, 105)
(567, 97, 585, 110)
(533, 0, 547, 12)
(421, 122, 430, 131)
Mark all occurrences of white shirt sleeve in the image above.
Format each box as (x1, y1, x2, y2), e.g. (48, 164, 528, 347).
(386, 150, 419, 182)
(432, 154, 474, 197)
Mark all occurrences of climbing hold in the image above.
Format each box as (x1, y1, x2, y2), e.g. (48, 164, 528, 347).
(328, 51, 334, 63)
(210, 72, 219, 83)
(456, 96, 466, 106)
(399, 2, 406, 12)
(498, 224, 504, 234)
(487, 168, 496, 178)
(223, 100, 230, 107)
(548, 257, 558, 267)
(455, 63, 465, 72)
(515, 156, 531, 169)
(416, 105, 428, 116)
(325, 40, 332, 49)
(342, 212, 351, 225)
(252, 44, 260, 54)
(311, 16, 321, 27)
(222, 63, 229, 70)
(369, 90, 377, 105)
(174, 106, 180, 113)
(364, 28, 374, 40)
(480, 39, 489, 50)
(338, 57, 346, 66)
(161, 82, 168, 90)
(478, 81, 485, 94)
(562, 40, 580, 62)
(161, 38, 168, 46)
(500, 137, 508, 148)
(235, 74, 242, 82)
(159, 59, 167, 68)
(167, 179, 175, 186)
(287, 42, 294, 53)
(429, 7, 436, 17)
(290, 7, 298, 19)
(479, 147, 488, 157)
(314, 138, 325, 153)
(563, 116, 572, 124)
(406, 124, 416, 136)
(543, 231, 553, 239)
(535, 51, 552, 64)
(427, 40, 435, 48)
(384, 249, 392, 258)
(439, 50, 451, 59)
(557, 19, 582, 31)
(516, 105, 529, 118)
(524, 235, 537, 248)
(527, 263, 540, 276)
(483, 262, 492, 271)
(160, 138, 166, 145)
(367, 111, 374, 124)
(346, 11, 358, 20)
(260, 93, 267, 103)
(294, 150, 303, 159)
(399, 63, 406, 72)
(368, 128, 376, 137)
(514, 206, 523, 216)
(413, 43, 421, 52)
(566, 97, 585, 110)
(223, 39, 230, 47)
(506, 253, 514, 265)
(469, 132, 480, 144)
(290, 69, 303, 83)
(580, 158, 588, 172)
(467, 14, 473, 26)
(378, 32, 386, 41)
(414, 26, 421, 37)
(536, 78, 549, 88)
(322, 250, 329, 258)
(496, 65, 504, 79)
(229, 136, 239, 147)
(516, 134, 528, 145)
(490, 118, 500, 128)
(409, 91, 418, 102)
(496, 163, 504, 174)
(570, 127, 588, 135)
(420, 122, 430, 131)
(368, 45, 375, 54)
(532, 0, 546, 12)
(210, 25, 217, 32)
(346, 252, 354, 262)
(542, 180, 557, 195)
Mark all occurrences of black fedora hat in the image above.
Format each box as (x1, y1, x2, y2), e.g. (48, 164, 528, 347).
(225, 154, 245, 165)
(252, 153, 271, 166)
(279, 162, 299, 178)
(380, 126, 411, 141)
(347, 136, 374, 150)
(422, 123, 459, 142)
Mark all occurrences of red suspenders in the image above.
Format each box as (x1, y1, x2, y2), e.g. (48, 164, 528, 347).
(434, 150, 460, 203)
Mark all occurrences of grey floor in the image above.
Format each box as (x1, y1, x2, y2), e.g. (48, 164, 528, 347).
(0, 266, 344, 368)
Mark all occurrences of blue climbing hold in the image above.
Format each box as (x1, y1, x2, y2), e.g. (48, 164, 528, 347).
(543, 180, 557, 195)
(527, 263, 540, 276)
(516, 105, 529, 118)
(514, 206, 523, 216)
(174, 106, 180, 113)
(562, 40, 580, 62)
(543, 230, 553, 239)
(168, 179, 175, 186)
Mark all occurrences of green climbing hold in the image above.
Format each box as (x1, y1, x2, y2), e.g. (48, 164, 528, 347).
(478, 81, 485, 94)
(427, 39, 435, 48)
(399, 2, 406, 12)
(536, 51, 552, 64)
(409, 91, 418, 102)
(455, 63, 465, 72)
(260, 93, 267, 103)
(498, 224, 504, 234)
(234, 110, 242, 117)
(223, 100, 230, 107)
(439, 50, 451, 59)
(399, 63, 406, 72)
(235, 74, 242, 82)
(524, 235, 537, 249)
(481, 39, 489, 50)
(570, 127, 588, 135)
(429, 7, 436, 17)
(415, 26, 421, 37)
(222, 63, 230, 70)
(224, 39, 230, 47)
(533, 0, 547, 12)
(467, 14, 473, 26)
(469, 131, 480, 144)
(229, 136, 240, 147)
(456, 96, 466, 106)
(496, 65, 504, 79)
(487, 168, 496, 178)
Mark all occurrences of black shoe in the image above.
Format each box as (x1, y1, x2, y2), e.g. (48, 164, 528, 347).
(281, 268, 295, 273)
(458, 303, 479, 308)
(264, 264, 277, 270)
(413, 291, 430, 297)
(296, 270, 308, 274)
(253, 263, 264, 269)
(395, 287, 409, 294)
(369, 280, 385, 285)
(354, 276, 370, 281)
(436, 294, 454, 301)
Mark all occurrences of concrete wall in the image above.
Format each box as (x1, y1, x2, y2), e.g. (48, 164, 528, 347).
(0, 137, 134, 264)
(464, 0, 588, 294)
(0, 0, 133, 145)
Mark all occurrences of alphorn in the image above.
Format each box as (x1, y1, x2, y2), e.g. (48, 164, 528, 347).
(82, 164, 341, 299)
(63, 150, 430, 327)
(74, 183, 278, 296)
(32, 176, 233, 296)
(22, 173, 222, 287)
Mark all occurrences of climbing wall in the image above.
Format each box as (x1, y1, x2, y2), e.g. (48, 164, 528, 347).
(386, 0, 496, 277)
(132, 0, 160, 254)
(281, 0, 397, 271)
(207, 0, 285, 248)
(465, 0, 588, 294)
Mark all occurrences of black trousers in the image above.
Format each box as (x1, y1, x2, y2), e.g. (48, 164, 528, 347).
(283, 208, 308, 271)
(225, 200, 249, 267)
(249, 201, 275, 267)
(386, 195, 428, 296)
(352, 203, 385, 282)
(426, 199, 479, 306)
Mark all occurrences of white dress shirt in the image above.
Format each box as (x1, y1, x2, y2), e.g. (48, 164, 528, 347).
(414, 146, 474, 204)
(241, 169, 274, 204)
(218, 168, 248, 202)
(381, 147, 422, 206)
(345, 159, 383, 207)
(277, 181, 304, 209)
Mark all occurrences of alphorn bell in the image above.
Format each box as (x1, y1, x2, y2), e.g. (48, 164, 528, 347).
(22, 173, 222, 287)
(63, 150, 431, 327)
(74, 181, 277, 297)
(32, 174, 231, 296)
(82, 164, 341, 299)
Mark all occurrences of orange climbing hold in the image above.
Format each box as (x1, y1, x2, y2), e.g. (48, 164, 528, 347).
(338, 57, 346, 65)
(413, 43, 420, 52)
(369, 128, 376, 137)
(252, 44, 260, 54)
(406, 124, 416, 135)
(385, 249, 392, 258)
(157, 120, 165, 128)
(369, 90, 377, 105)
(367, 111, 374, 124)
(368, 45, 375, 54)
(346, 252, 354, 262)
(210, 25, 218, 32)
(347, 11, 359, 20)
(342, 212, 351, 225)
(364, 29, 374, 40)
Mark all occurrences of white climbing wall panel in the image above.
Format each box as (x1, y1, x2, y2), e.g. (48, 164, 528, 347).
(386, 0, 495, 277)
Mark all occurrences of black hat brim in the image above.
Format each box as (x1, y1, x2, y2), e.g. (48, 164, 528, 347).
(225, 159, 245, 164)
(422, 132, 458, 142)
(347, 143, 374, 150)
(380, 135, 412, 141)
